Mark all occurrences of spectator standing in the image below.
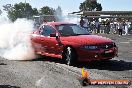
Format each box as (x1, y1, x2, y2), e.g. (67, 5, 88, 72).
(110, 22, 115, 34)
(128, 22, 132, 34)
(80, 17, 84, 28)
(114, 21, 118, 34)
(90, 21, 95, 33)
(95, 20, 100, 34)
(124, 21, 129, 35)
(118, 21, 123, 36)
(105, 19, 110, 34)
(83, 18, 89, 31)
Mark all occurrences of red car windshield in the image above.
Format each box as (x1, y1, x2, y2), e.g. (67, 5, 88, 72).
(55, 24, 90, 36)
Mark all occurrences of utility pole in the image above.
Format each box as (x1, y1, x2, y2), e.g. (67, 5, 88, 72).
(25, 0, 27, 18)
(0, 9, 2, 15)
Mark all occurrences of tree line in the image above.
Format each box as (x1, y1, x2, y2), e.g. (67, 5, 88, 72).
(6, 2, 62, 21)
(3, 0, 102, 21)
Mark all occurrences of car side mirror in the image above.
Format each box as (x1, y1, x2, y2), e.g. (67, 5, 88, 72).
(50, 33, 56, 37)
(50, 33, 60, 38)
(50, 33, 62, 46)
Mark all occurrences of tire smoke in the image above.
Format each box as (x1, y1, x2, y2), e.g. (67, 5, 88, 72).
(0, 16, 36, 60)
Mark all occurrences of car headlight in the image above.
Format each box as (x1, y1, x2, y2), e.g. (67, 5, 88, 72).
(84, 45, 98, 50)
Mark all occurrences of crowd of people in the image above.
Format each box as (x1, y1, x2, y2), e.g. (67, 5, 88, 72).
(80, 17, 132, 36)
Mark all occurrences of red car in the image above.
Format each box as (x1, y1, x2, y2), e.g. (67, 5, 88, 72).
(31, 22, 118, 65)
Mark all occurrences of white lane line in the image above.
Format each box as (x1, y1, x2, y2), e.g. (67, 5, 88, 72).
(128, 40, 132, 42)
(120, 42, 130, 44)
(118, 53, 122, 55)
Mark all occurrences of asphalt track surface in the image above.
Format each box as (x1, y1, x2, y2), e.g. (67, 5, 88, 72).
(0, 34, 132, 88)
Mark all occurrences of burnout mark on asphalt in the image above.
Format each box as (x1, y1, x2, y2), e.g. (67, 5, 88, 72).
(0, 63, 6, 65)
(111, 39, 116, 40)
(0, 85, 20, 88)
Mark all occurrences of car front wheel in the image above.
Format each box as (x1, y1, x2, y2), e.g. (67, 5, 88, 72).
(63, 47, 77, 66)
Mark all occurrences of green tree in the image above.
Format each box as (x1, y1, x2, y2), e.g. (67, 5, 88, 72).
(79, 0, 102, 11)
(39, 6, 54, 15)
(8, 2, 38, 21)
(32, 8, 39, 15)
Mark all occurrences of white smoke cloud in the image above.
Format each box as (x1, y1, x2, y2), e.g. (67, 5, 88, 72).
(0, 16, 36, 60)
(63, 16, 80, 24)
(54, 7, 80, 24)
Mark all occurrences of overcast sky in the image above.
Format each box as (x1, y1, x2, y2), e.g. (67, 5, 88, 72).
(0, 0, 132, 15)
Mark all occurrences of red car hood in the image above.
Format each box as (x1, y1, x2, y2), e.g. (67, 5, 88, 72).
(61, 35, 113, 45)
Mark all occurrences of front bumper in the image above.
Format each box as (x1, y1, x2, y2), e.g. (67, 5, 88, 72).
(76, 47, 118, 62)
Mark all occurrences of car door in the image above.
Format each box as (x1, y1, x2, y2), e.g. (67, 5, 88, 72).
(40, 25, 62, 55)
(31, 27, 47, 54)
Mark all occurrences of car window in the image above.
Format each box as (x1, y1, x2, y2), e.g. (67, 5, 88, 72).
(41, 25, 56, 36)
(56, 24, 90, 36)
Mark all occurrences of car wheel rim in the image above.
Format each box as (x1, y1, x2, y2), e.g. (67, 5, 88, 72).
(65, 47, 72, 65)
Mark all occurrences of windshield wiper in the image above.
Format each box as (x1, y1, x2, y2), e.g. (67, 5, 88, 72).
(62, 34, 90, 36)
(75, 34, 90, 35)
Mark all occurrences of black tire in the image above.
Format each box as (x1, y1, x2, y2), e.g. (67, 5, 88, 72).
(63, 47, 77, 66)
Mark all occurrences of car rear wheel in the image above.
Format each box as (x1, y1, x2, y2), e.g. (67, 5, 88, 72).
(63, 47, 77, 66)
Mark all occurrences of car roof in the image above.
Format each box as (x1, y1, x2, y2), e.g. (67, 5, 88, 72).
(46, 22, 76, 26)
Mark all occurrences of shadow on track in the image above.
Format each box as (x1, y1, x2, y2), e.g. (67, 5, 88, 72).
(32, 56, 63, 64)
(33, 57, 132, 71)
(0, 85, 20, 88)
(78, 60, 132, 71)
